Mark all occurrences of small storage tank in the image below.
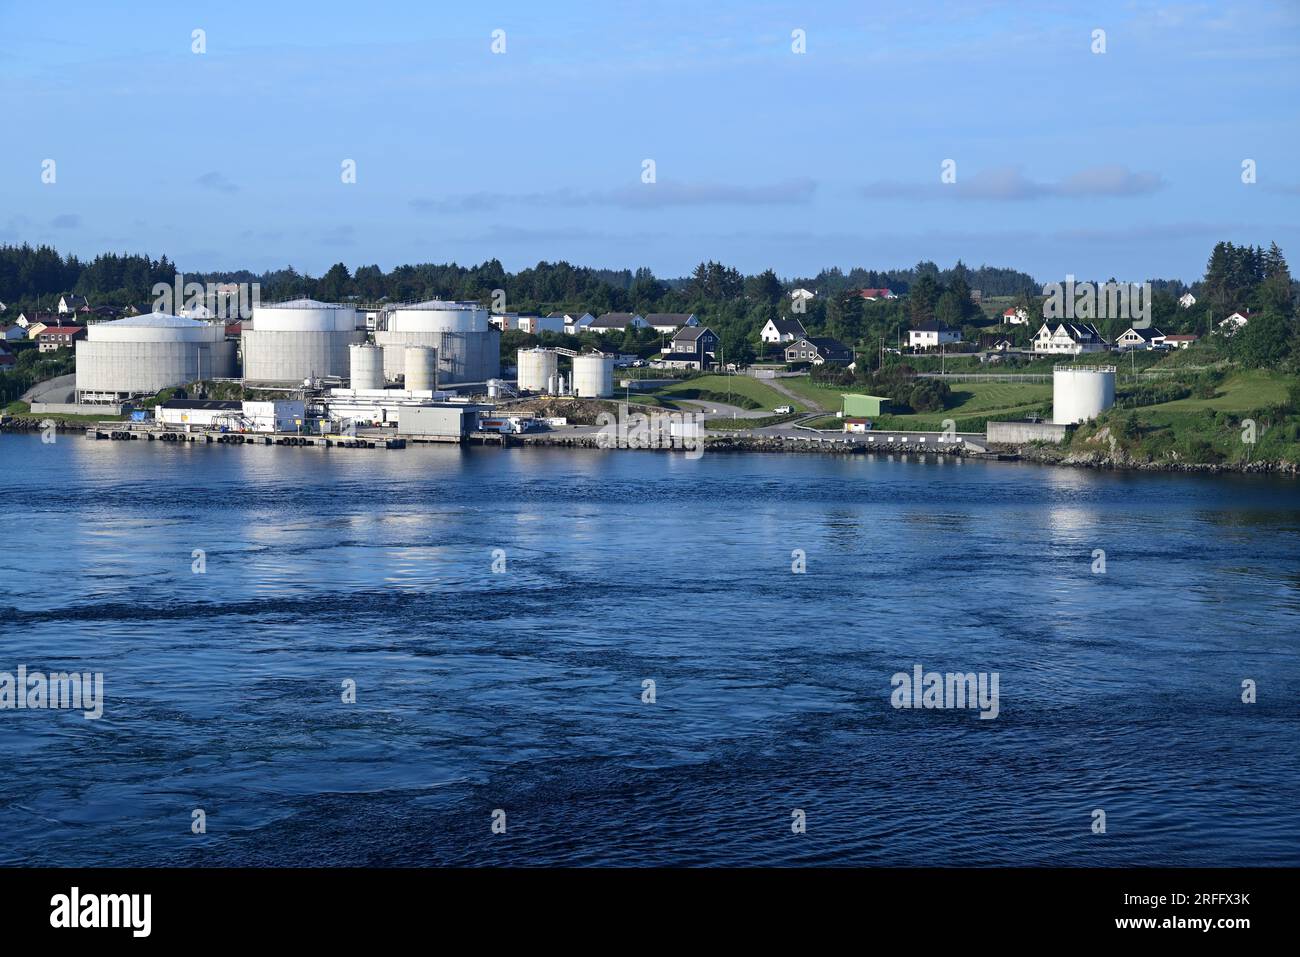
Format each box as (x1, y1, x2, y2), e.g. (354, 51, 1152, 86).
(1053, 365, 1116, 424)
(405, 346, 438, 391)
(573, 354, 614, 398)
(517, 348, 558, 392)
(349, 343, 385, 390)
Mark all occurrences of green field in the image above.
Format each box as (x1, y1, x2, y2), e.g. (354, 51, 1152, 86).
(645, 375, 799, 411)
(1139, 369, 1290, 413)
(797, 379, 1051, 430)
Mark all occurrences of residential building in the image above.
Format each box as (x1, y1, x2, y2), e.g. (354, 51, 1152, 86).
(586, 312, 647, 334)
(0, 325, 25, 342)
(518, 315, 565, 335)
(978, 333, 1017, 351)
(1032, 321, 1106, 355)
(1002, 306, 1030, 325)
(789, 288, 816, 303)
(660, 325, 719, 368)
(1178, 293, 1197, 308)
(488, 313, 518, 331)
(18, 312, 60, 330)
(1163, 334, 1199, 349)
(548, 311, 594, 333)
(785, 335, 852, 365)
(855, 288, 897, 300)
(760, 317, 808, 344)
(37, 325, 87, 352)
(58, 294, 89, 315)
(1115, 326, 1166, 350)
(645, 313, 698, 334)
(908, 321, 961, 349)
(1220, 310, 1251, 334)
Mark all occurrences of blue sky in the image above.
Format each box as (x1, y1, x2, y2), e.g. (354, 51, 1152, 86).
(2, 0, 1298, 282)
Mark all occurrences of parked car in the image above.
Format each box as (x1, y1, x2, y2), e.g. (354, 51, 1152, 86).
(773, 405, 792, 414)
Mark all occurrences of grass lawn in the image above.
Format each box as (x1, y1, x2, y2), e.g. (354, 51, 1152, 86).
(1139, 369, 1291, 413)
(650, 374, 797, 411)
(776, 376, 845, 411)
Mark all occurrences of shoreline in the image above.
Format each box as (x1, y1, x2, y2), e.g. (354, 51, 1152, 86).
(2, 416, 1295, 477)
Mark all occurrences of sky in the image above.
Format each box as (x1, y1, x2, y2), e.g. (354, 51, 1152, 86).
(1, 0, 1298, 283)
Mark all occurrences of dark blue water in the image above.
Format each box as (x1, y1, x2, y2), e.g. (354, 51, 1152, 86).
(1, 435, 1297, 866)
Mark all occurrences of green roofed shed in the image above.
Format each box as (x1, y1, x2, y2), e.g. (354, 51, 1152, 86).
(842, 393, 890, 417)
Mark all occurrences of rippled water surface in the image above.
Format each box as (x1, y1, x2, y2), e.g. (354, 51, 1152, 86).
(1, 435, 1297, 866)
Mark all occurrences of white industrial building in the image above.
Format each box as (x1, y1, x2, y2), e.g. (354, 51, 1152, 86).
(75, 313, 236, 403)
(322, 387, 459, 428)
(374, 301, 500, 385)
(155, 398, 304, 433)
(572, 353, 614, 398)
(1053, 366, 1115, 424)
(241, 299, 363, 384)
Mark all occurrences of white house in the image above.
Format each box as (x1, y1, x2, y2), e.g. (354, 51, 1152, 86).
(1001, 306, 1030, 325)
(58, 294, 89, 314)
(585, 313, 647, 334)
(1163, 334, 1199, 349)
(908, 321, 961, 349)
(644, 313, 698, 334)
(1032, 321, 1106, 355)
(518, 315, 565, 335)
(1220, 310, 1251, 334)
(760, 317, 808, 344)
(790, 288, 816, 303)
(1178, 293, 1197, 309)
(488, 313, 519, 331)
(549, 311, 594, 334)
(1115, 326, 1166, 350)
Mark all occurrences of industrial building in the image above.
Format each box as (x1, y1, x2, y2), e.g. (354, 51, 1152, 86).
(321, 387, 458, 428)
(517, 347, 560, 393)
(75, 313, 236, 403)
(397, 404, 495, 442)
(1053, 366, 1115, 425)
(374, 301, 500, 385)
(155, 398, 304, 432)
(572, 353, 614, 398)
(241, 299, 363, 384)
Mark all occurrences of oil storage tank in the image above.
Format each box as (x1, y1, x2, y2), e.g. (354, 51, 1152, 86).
(404, 346, 438, 391)
(349, 343, 386, 390)
(242, 298, 362, 384)
(75, 313, 235, 403)
(573, 353, 614, 398)
(375, 300, 500, 385)
(1053, 365, 1115, 424)
(517, 348, 558, 392)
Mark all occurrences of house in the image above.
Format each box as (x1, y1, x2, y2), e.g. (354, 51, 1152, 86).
(908, 321, 961, 349)
(855, 288, 897, 300)
(789, 288, 816, 302)
(58, 294, 89, 314)
(645, 313, 698, 334)
(548, 311, 594, 333)
(760, 317, 808, 344)
(1178, 293, 1197, 309)
(1162, 334, 1199, 349)
(843, 418, 873, 433)
(785, 336, 852, 365)
(1032, 321, 1106, 355)
(0, 325, 25, 342)
(18, 312, 60, 330)
(0, 351, 15, 373)
(978, 332, 1017, 351)
(586, 313, 647, 334)
(1220, 310, 1251, 334)
(518, 315, 566, 335)
(1115, 326, 1166, 350)
(488, 313, 518, 331)
(89, 305, 119, 321)
(36, 325, 87, 352)
(659, 326, 719, 369)
(1001, 306, 1030, 325)
(842, 394, 890, 417)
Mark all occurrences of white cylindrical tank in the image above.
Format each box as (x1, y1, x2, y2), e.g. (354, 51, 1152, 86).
(1053, 365, 1116, 424)
(573, 354, 614, 398)
(517, 348, 558, 392)
(387, 301, 489, 333)
(405, 346, 438, 391)
(243, 298, 362, 382)
(75, 314, 235, 399)
(375, 301, 499, 384)
(349, 343, 385, 390)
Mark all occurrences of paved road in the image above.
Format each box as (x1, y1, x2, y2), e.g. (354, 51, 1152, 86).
(764, 377, 822, 412)
(21, 373, 76, 404)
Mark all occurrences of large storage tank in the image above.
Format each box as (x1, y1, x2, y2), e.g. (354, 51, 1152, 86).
(349, 343, 385, 390)
(1053, 365, 1115, 424)
(242, 298, 362, 383)
(375, 300, 499, 384)
(75, 314, 235, 401)
(573, 354, 614, 398)
(404, 346, 438, 391)
(517, 348, 558, 392)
